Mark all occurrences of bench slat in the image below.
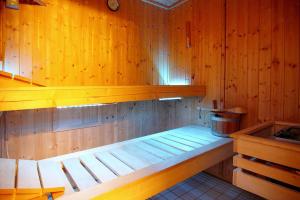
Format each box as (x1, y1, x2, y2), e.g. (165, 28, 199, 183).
(38, 160, 74, 195)
(122, 144, 163, 164)
(176, 127, 220, 141)
(134, 141, 174, 160)
(176, 131, 217, 143)
(17, 160, 42, 194)
(0, 158, 16, 194)
(62, 158, 97, 191)
(95, 152, 134, 176)
(162, 134, 203, 148)
(80, 155, 117, 183)
(153, 137, 194, 151)
(170, 133, 210, 145)
(110, 149, 149, 170)
(144, 139, 184, 155)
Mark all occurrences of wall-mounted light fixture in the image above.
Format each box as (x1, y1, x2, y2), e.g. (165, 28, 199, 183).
(159, 97, 182, 101)
(56, 103, 106, 109)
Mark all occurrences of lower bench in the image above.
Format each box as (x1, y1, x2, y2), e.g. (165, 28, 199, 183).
(0, 125, 233, 200)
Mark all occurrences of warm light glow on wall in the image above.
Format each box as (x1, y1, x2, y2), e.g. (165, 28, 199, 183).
(169, 79, 189, 85)
(156, 62, 189, 86)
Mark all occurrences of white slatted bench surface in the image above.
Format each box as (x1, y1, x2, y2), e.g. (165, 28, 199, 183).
(0, 125, 233, 200)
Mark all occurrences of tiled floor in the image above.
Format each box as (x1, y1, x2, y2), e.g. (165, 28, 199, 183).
(149, 173, 264, 200)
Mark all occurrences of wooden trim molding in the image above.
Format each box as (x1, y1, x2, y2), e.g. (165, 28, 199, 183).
(0, 85, 206, 111)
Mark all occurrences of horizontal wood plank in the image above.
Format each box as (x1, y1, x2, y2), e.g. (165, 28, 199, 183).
(80, 155, 117, 183)
(233, 169, 300, 200)
(233, 155, 300, 188)
(234, 138, 300, 170)
(110, 149, 149, 170)
(169, 133, 209, 145)
(144, 139, 185, 155)
(0, 158, 16, 194)
(17, 160, 41, 194)
(122, 145, 164, 165)
(161, 134, 203, 148)
(62, 158, 98, 191)
(95, 152, 134, 176)
(152, 137, 194, 151)
(0, 85, 206, 112)
(134, 142, 174, 160)
(38, 160, 74, 195)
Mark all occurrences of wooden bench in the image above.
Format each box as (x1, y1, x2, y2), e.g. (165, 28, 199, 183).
(0, 125, 233, 200)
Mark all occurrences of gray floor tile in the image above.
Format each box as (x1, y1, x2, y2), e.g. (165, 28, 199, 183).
(149, 172, 264, 200)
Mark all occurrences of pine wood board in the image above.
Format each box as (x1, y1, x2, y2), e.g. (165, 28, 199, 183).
(233, 169, 300, 200)
(16, 160, 41, 194)
(62, 158, 98, 191)
(95, 152, 134, 176)
(152, 136, 194, 152)
(0, 158, 16, 194)
(133, 142, 174, 160)
(80, 155, 117, 183)
(38, 160, 74, 195)
(233, 155, 300, 188)
(144, 139, 185, 155)
(110, 148, 149, 170)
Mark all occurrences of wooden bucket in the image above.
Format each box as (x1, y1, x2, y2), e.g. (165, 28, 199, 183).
(211, 113, 240, 137)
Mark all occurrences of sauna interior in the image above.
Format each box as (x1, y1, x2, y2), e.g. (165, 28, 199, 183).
(0, 0, 299, 199)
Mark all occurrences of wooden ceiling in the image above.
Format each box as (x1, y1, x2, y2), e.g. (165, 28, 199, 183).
(142, 0, 188, 10)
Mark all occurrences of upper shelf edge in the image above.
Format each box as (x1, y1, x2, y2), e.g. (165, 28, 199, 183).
(0, 85, 206, 111)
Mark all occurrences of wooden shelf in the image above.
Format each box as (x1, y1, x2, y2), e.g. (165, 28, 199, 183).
(0, 85, 205, 111)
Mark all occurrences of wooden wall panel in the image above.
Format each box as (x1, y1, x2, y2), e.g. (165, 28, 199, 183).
(0, 1, 3, 66)
(0, 0, 170, 86)
(270, 0, 285, 122)
(246, 0, 260, 126)
(1, 98, 202, 160)
(225, 0, 248, 113)
(225, 0, 300, 126)
(284, 0, 300, 122)
(166, 0, 300, 181)
(168, 0, 225, 107)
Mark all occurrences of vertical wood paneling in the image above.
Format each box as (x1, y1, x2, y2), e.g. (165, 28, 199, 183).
(225, 0, 300, 126)
(225, 0, 248, 113)
(168, 0, 225, 107)
(246, 0, 260, 126)
(258, 0, 272, 123)
(283, 0, 300, 122)
(1, 98, 201, 160)
(271, 0, 285, 121)
(0, 0, 170, 86)
(0, 0, 3, 65)
(19, 5, 34, 78)
(3, 8, 20, 75)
